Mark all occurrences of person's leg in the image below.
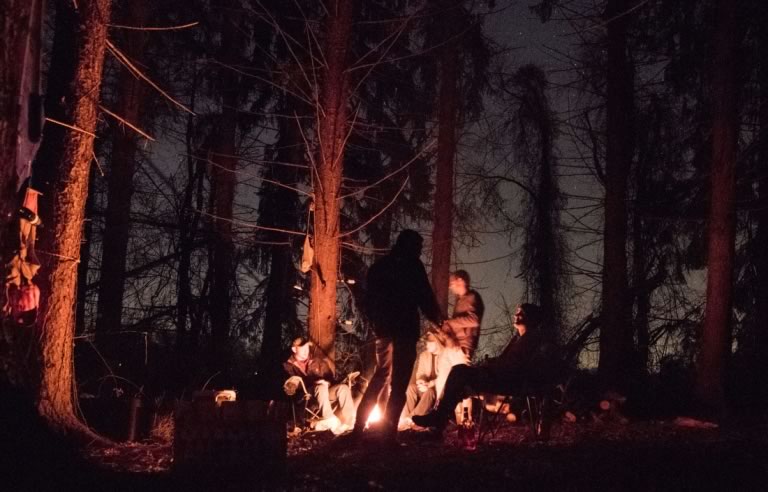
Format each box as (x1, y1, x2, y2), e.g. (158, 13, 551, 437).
(330, 384, 355, 426)
(435, 364, 476, 417)
(353, 338, 393, 433)
(412, 387, 437, 416)
(412, 364, 482, 429)
(400, 383, 421, 420)
(313, 381, 334, 420)
(384, 338, 417, 433)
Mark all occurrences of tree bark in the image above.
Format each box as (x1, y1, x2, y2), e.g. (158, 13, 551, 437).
(695, 0, 739, 411)
(748, 2, 768, 396)
(33, 0, 112, 435)
(632, 230, 651, 374)
(75, 166, 96, 335)
(259, 115, 302, 374)
(175, 106, 204, 350)
(430, 2, 460, 316)
(207, 4, 240, 366)
(532, 114, 559, 336)
(598, 0, 635, 392)
(308, 0, 355, 364)
(95, 0, 148, 338)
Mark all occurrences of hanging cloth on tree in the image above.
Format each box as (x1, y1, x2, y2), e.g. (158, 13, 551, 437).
(300, 234, 314, 273)
(3, 187, 42, 325)
(300, 201, 314, 273)
(15, 0, 45, 189)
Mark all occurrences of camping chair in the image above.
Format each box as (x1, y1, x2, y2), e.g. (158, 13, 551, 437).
(476, 344, 572, 443)
(283, 371, 360, 432)
(477, 378, 570, 443)
(476, 316, 598, 443)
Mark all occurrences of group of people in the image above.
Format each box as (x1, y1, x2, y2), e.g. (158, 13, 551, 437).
(283, 229, 549, 443)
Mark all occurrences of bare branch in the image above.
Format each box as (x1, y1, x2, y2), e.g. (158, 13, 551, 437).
(106, 39, 195, 115)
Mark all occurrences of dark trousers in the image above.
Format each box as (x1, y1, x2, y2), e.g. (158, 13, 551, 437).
(354, 337, 417, 433)
(435, 364, 523, 418)
(401, 385, 437, 419)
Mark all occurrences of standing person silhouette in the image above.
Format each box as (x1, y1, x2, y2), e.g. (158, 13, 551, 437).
(442, 270, 484, 359)
(349, 230, 442, 445)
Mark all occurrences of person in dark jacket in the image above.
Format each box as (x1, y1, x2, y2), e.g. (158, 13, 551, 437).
(442, 270, 484, 359)
(413, 303, 553, 432)
(284, 337, 354, 434)
(351, 230, 443, 443)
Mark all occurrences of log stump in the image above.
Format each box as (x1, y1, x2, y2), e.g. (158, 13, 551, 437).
(173, 398, 287, 486)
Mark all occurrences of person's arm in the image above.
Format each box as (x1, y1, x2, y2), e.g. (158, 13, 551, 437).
(483, 336, 516, 370)
(445, 300, 480, 329)
(283, 360, 299, 378)
(414, 260, 443, 325)
(434, 355, 451, 399)
(413, 352, 432, 383)
(491, 332, 541, 373)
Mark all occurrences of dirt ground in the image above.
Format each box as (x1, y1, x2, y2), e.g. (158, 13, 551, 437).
(76, 416, 768, 491)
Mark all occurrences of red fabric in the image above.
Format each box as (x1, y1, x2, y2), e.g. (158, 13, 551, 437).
(5, 283, 40, 325)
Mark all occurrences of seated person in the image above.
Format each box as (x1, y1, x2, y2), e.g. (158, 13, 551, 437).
(413, 303, 554, 432)
(399, 329, 468, 430)
(283, 337, 354, 434)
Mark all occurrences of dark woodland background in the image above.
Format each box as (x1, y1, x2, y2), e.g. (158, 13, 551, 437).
(1, 0, 767, 447)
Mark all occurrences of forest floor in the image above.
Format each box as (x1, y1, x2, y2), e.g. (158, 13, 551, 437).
(78, 414, 768, 491)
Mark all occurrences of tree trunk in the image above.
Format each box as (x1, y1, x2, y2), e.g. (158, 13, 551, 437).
(598, 0, 635, 392)
(308, 0, 355, 364)
(208, 116, 236, 363)
(748, 2, 768, 398)
(95, 0, 148, 338)
(430, 3, 460, 316)
(33, 0, 112, 435)
(259, 116, 302, 374)
(176, 108, 204, 349)
(262, 247, 292, 357)
(632, 239, 651, 375)
(533, 121, 559, 337)
(695, 0, 738, 411)
(207, 4, 241, 367)
(75, 166, 96, 335)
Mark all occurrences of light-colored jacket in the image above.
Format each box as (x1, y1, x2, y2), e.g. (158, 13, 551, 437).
(411, 343, 469, 400)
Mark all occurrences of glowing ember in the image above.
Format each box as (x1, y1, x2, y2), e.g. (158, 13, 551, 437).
(365, 404, 382, 428)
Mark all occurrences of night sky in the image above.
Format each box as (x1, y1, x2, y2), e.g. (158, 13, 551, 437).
(457, 3, 583, 358)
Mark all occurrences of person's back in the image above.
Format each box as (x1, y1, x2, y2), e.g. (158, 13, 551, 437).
(350, 230, 441, 442)
(365, 233, 440, 340)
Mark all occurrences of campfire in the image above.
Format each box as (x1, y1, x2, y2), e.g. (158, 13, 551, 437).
(365, 404, 382, 429)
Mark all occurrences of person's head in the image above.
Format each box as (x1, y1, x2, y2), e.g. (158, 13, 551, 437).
(291, 337, 312, 361)
(423, 329, 445, 354)
(449, 270, 470, 296)
(513, 303, 542, 335)
(391, 229, 423, 259)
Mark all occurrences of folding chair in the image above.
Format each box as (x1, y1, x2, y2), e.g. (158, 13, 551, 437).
(477, 372, 571, 443)
(283, 371, 360, 433)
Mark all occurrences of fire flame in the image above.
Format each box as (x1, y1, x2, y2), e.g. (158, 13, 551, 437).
(365, 404, 382, 428)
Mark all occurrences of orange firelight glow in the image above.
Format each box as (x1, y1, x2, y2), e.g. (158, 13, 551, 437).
(365, 404, 382, 428)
